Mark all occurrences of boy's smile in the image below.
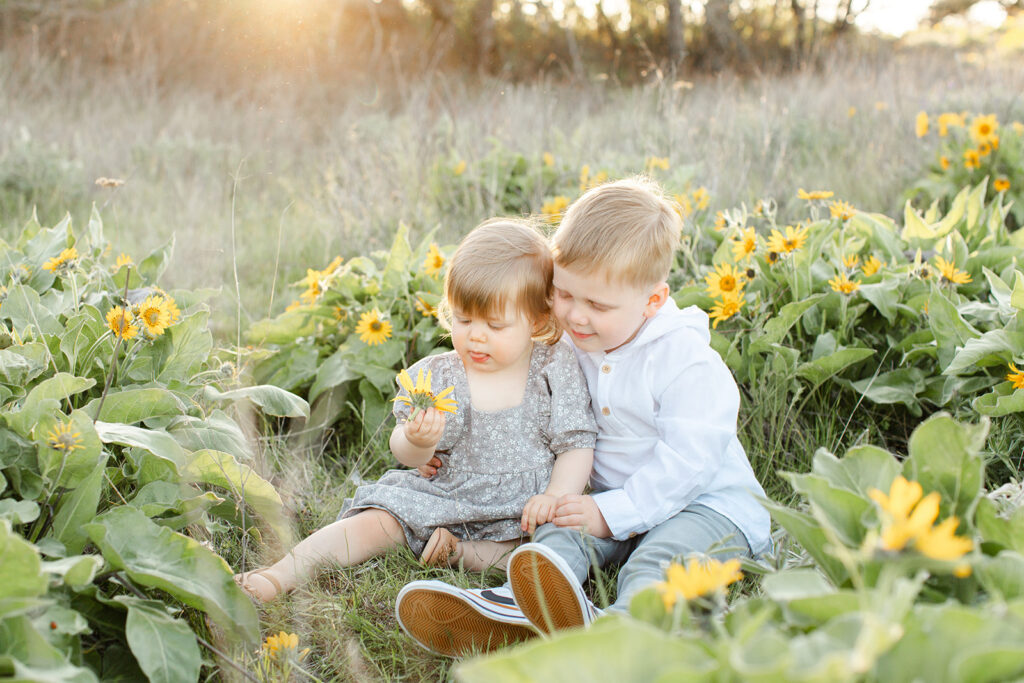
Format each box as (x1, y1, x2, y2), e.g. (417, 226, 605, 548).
(552, 265, 668, 353)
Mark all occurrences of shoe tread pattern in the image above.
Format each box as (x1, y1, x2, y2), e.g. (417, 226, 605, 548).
(398, 589, 534, 657)
(509, 551, 584, 634)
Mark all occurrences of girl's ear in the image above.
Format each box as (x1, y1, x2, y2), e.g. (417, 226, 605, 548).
(642, 282, 670, 319)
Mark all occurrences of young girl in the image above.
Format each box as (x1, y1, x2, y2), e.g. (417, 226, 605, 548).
(236, 219, 597, 602)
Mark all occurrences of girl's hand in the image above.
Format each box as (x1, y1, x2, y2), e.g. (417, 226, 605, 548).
(404, 408, 445, 449)
(521, 494, 558, 533)
(416, 455, 443, 478)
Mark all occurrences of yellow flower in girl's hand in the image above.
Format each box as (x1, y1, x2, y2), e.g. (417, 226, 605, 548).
(394, 368, 457, 420)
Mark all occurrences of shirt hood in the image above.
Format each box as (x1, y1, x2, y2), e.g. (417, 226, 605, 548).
(614, 297, 709, 354)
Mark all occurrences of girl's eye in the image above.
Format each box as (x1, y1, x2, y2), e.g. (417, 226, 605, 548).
(456, 318, 470, 325)
(488, 323, 506, 330)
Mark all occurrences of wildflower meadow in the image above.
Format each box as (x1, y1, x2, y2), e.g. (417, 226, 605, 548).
(3, 6, 1024, 681)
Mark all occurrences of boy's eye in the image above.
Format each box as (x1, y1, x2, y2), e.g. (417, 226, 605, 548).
(556, 289, 572, 300)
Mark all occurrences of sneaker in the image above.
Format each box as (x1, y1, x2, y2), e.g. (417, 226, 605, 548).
(508, 543, 598, 635)
(395, 580, 537, 658)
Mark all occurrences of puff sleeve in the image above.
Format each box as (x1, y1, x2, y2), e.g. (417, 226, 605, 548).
(541, 342, 598, 454)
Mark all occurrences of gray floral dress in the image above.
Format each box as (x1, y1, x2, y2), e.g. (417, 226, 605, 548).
(341, 341, 597, 555)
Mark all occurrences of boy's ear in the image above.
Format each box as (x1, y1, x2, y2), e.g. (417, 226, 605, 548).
(642, 282, 670, 318)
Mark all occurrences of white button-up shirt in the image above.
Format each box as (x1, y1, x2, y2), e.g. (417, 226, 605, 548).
(571, 298, 771, 555)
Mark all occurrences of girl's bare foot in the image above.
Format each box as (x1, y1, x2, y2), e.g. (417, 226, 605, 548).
(234, 569, 285, 603)
(420, 527, 463, 567)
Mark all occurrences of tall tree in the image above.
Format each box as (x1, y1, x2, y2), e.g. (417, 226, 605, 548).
(667, 0, 686, 68)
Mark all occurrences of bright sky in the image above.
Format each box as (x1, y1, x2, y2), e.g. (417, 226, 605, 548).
(854, 0, 1007, 35)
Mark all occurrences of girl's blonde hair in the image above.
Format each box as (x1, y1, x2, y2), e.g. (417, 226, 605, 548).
(438, 218, 559, 344)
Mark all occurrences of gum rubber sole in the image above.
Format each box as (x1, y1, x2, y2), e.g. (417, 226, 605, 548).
(508, 550, 585, 635)
(397, 588, 535, 658)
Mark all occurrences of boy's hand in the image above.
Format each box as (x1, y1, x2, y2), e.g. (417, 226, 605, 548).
(552, 494, 612, 538)
(521, 494, 557, 533)
(416, 455, 443, 478)
(403, 408, 444, 449)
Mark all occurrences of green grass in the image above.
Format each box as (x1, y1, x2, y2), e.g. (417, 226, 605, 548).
(4, 42, 1024, 681)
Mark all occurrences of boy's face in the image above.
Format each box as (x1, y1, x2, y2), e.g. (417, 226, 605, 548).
(552, 264, 667, 353)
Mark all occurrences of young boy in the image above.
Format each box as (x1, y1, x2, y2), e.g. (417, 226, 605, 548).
(394, 177, 771, 657)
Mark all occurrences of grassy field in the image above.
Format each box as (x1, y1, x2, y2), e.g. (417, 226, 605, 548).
(4, 41, 1024, 680)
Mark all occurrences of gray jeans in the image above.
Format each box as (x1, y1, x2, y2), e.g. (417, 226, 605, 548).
(515, 504, 750, 614)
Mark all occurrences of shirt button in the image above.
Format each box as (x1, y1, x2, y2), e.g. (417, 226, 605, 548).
(628, 532, 638, 538)
(601, 407, 610, 416)
(601, 364, 611, 374)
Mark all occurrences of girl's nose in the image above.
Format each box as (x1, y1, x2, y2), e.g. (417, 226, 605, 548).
(468, 323, 487, 341)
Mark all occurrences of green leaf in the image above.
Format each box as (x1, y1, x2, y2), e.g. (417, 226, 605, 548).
(40, 555, 102, 590)
(84, 387, 184, 423)
(953, 646, 1024, 683)
(858, 277, 901, 324)
(35, 410, 104, 489)
(84, 506, 258, 643)
(49, 458, 107, 555)
(138, 236, 174, 284)
(182, 450, 290, 544)
(383, 221, 413, 288)
(763, 501, 848, 586)
(945, 328, 1024, 376)
(6, 373, 96, 437)
(823, 445, 900, 498)
(975, 552, 1024, 600)
(902, 200, 936, 240)
(0, 348, 46, 388)
(203, 384, 309, 419)
(762, 568, 835, 601)
(928, 287, 981, 371)
(796, 348, 875, 387)
(455, 615, 717, 683)
(0, 520, 47, 599)
(156, 310, 213, 383)
(841, 368, 926, 413)
(122, 598, 201, 683)
(0, 500, 40, 525)
(0, 284, 63, 335)
(245, 310, 319, 346)
(976, 498, 1024, 553)
(94, 421, 187, 470)
(168, 410, 252, 463)
(973, 382, 1024, 416)
(750, 295, 825, 353)
(58, 307, 106, 376)
(1011, 271, 1024, 312)
(785, 472, 870, 546)
(309, 347, 359, 404)
(903, 413, 986, 520)
(0, 614, 99, 683)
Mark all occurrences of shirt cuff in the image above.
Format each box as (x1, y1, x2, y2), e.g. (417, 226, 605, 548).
(591, 489, 645, 540)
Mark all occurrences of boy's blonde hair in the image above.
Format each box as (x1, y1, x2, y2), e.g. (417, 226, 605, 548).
(439, 218, 559, 343)
(552, 176, 682, 288)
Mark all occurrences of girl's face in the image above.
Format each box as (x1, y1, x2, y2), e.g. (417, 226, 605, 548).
(450, 303, 537, 375)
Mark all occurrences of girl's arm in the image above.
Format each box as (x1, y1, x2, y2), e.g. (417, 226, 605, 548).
(522, 448, 593, 533)
(389, 408, 445, 467)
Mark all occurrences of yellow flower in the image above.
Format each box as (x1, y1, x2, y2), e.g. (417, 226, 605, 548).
(46, 421, 83, 453)
(105, 306, 139, 340)
(714, 211, 727, 230)
(829, 200, 856, 221)
(869, 476, 923, 520)
(842, 254, 860, 269)
(355, 309, 392, 346)
(730, 228, 758, 262)
(939, 155, 950, 171)
(43, 247, 79, 273)
(136, 295, 172, 337)
(674, 194, 693, 220)
(261, 631, 308, 661)
(978, 141, 992, 157)
(114, 253, 133, 269)
(848, 106, 857, 118)
(963, 148, 981, 170)
(453, 160, 467, 176)
(765, 251, 780, 266)
(969, 113, 999, 144)
(797, 188, 834, 201)
(1013, 121, 1024, 136)
(704, 263, 744, 299)
(394, 367, 457, 418)
(766, 224, 809, 254)
(994, 177, 1010, 193)
(655, 557, 743, 611)
(541, 196, 570, 223)
(691, 186, 710, 210)
(414, 297, 437, 318)
(861, 255, 882, 277)
(709, 291, 744, 329)
(938, 112, 965, 137)
(299, 269, 324, 306)
(868, 475, 940, 552)
(645, 156, 670, 171)
(543, 152, 555, 167)
(915, 111, 929, 137)
(915, 517, 973, 561)
(1006, 362, 1024, 390)
(934, 256, 972, 285)
(161, 295, 181, 323)
(828, 272, 861, 295)
(422, 244, 446, 277)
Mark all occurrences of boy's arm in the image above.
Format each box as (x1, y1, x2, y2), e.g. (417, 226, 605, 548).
(587, 356, 740, 540)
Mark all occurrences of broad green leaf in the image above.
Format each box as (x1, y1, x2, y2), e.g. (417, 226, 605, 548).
(762, 568, 835, 601)
(35, 410, 104, 489)
(796, 348, 874, 387)
(966, 177, 987, 233)
(156, 310, 213, 383)
(858, 277, 901, 324)
(903, 413, 986, 520)
(94, 421, 187, 469)
(84, 387, 184, 424)
(49, 458, 107, 555)
(0, 284, 63, 336)
(203, 384, 309, 418)
(1012, 271, 1024, 312)
(58, 307, 106, 376)
(84, 506, 258, 643)
(976, 498, 1024, 553)
(309, 346, 359, 404)
(23, 213, 71, 264)
(786, 592, 861, 627)
(848, 212, 904, 263)
(829, 445, 900, 498)
(383, 221, 413, 283)
(123, 598, 201, 683)
(0, 614, 99, 683)
(928, 287, 980, 371)
(763, 501, 848, 586)
(0, 500, 39, 525)
(6, 373, 96, 437)
(945, 328, 1024, 376)
(138, 235, 174, 284)
(785, 472, 870, 546)
(168, 410, 252, 463)
(974, 382, 1024, 416)
(933, 185, 969, 237)
(975, 552, 1024, 600)
(982, 267, 1015, 314)
(40, 556, 102, 590)
(901, 200, 936, 240)
(953, 647, 1024, 683)
(750, 295, 825, 353)
(245, 310, 318, 346)
(182, 449, 289, 544)
(86, 204, 104, 254)
(0, 520, 46, 599)
(0, 349, 45, 387)
(841, 368, 926, 412)
(456, 615, 717, 683)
